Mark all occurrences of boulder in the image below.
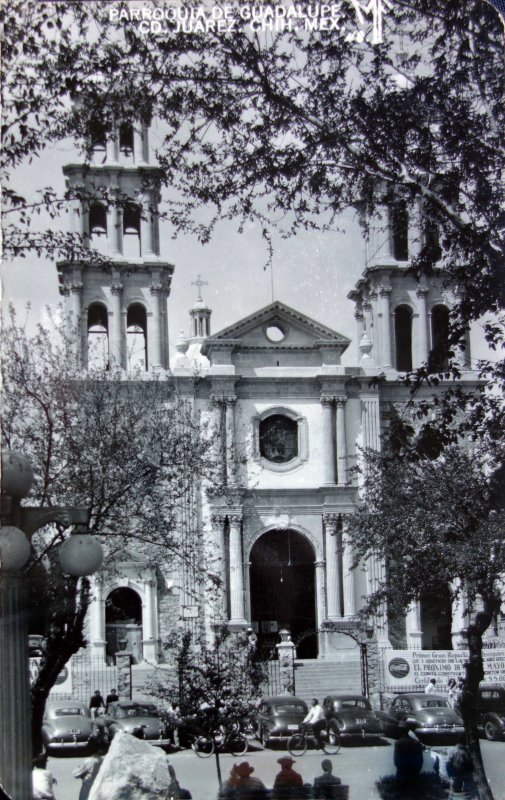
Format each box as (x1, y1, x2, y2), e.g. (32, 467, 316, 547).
(88, 731, 171, 800)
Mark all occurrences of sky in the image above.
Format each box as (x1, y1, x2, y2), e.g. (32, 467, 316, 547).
(2, 125, 367, 366)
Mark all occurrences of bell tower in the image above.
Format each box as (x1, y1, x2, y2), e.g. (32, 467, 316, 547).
(57, 120, 173, 371)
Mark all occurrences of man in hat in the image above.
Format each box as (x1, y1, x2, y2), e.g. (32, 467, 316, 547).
(273, 756, 303, 798)
(313, 759, 342, 799)
(394, 721, 424, 781)
(235, 761, 266, 791)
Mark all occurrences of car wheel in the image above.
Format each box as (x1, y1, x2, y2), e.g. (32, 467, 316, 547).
(484, 720, 498, 741)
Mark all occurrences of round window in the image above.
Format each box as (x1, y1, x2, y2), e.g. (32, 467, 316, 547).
(265, 325, 285, 342)
(259, 415, 298, 463)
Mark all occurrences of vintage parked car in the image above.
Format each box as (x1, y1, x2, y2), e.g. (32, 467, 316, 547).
(322, 694, 383, 742)
(476, 685, 505, 741)
(378, 693, 464, 742)
(99, 700, 172, 747)
(255, 695, 309, 746)
(42, 701, 95, 751)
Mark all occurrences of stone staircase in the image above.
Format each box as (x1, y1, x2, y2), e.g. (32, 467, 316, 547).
(293, 655, 362, 703)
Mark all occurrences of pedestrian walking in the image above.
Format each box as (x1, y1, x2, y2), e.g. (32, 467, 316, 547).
(447, 678, 457, 708)
(32, 754, 57, 800)
(446, 736, 476, 797)
(424, 678, 437, 694)
(89, 689, 105, 719)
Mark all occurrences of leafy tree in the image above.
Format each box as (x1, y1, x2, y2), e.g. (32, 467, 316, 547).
(1, 308, 217, 753)
(154, 626, 264, 788)
(348, 436, 505, 800)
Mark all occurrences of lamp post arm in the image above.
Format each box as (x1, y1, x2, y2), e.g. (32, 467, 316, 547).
(19, 506, 89, 537)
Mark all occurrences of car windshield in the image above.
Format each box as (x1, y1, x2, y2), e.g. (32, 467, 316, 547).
(415, 698, 449, 709)
(275, 703, 306, 714)
(114, 705, 158, 718)
(55, 708, 86, 717)
(334, 699, 370, 710)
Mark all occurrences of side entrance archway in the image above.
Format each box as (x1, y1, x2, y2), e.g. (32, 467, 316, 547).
(105, 587, 143, 664)
(249, 529, 317, 659)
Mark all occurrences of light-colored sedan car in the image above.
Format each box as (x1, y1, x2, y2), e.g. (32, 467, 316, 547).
(378, 693, 465, 742)
(42, 701, 94, 751)
(100, 701, 172, 747)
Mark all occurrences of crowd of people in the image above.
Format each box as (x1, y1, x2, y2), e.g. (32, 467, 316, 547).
(220, 757, 346, 799)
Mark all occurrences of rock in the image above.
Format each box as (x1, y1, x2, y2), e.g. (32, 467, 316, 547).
(88, 731, 171, 800)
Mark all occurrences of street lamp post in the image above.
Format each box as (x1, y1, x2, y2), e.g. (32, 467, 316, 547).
(0, 451, 104, 800)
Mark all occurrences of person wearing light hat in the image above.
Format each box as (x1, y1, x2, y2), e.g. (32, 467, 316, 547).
(313, 759, 342, 799)
(273, 756, 304, 797)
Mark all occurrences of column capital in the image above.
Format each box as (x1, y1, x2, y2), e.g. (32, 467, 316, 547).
(60, 286, 70, 297)
(224, 396, 237, 406)
(379, 287, 392, 298)
(416, 287, 429, 298)
(111, 283, 123, 296)
(369, 290, 378, 301)
(228, 513, 242, 526)
(150, 284, 164, 296)
(210, 394, 225, 407)
(70, 283, 83, 294)
(211, 514, 227, 525)
(320, 395, 334, 407)
(354, 310, 364, 321)
(314, 560, 325, 569)
(323, 513, 339, 530)
(362, 301, 372, 312)
(335, 397, 346, 408)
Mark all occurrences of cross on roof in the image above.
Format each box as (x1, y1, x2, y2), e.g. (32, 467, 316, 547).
(191, 274, 208, 302)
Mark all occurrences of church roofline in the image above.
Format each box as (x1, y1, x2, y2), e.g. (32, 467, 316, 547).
(206, 300, 351, 345)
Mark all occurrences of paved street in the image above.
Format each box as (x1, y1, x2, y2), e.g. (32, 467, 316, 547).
(48, 739, 505, 800)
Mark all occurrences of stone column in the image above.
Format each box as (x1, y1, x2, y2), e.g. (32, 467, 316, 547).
(314, 560, 326, 633)
(70, 282, 83, 363)
(416, 287, 429, 366)
(210, 396, 226, 485)
(405, 602, 423, 649)
(106, 134, 119, 164)
(109, 281, 123, 368)
(323, 514, 341, 620)
(149, 284, 163, 369)
(134, 127, 147, 166)
(341, 516, 356, 617)
(379, 288, 392, 368)
(335, 398, 347, 486)
(71, 198, 85, 237)
(354, 307, 364, 346)
(109, 206, 121, 256)
(360, 392, 381, 452)
(141, 195, 156, 258)
(451, 580, 467, 649)
(116, 653, 132, 700)
(320, 396, 336, 485)
(369, 291, 380, 366)
(90, 579, 107, 661)
(142, 579, 157, 662)
(225, 397, 237, 486)
(362, 300, 374, 361)
(211, 514, 228, 621)
(228, 514, 246, 624)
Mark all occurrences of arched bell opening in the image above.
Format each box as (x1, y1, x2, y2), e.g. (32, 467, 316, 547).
(105, 587, 143, 664)
(250, 529, 317, 659)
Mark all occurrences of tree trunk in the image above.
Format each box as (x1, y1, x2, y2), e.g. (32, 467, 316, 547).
(214, 746, 223, 790)
(31, 577, 90, 755)
(461, 603, 500, 800)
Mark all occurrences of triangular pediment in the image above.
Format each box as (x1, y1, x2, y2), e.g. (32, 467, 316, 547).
(206, 301, 350, 350)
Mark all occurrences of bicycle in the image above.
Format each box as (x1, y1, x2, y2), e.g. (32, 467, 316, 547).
(192, 726, 248, 758)
(288, 722, 341, 757)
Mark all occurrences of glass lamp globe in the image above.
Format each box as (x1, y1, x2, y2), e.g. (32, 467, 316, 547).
(0, 526, 32, 571)
(1, 451, 34, 498)
(59, 533, 104, 577)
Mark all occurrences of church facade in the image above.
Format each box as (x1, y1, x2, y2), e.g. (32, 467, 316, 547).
(56, 122, 484, 688)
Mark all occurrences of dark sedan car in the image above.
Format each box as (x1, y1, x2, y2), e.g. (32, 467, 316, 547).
(379, 693, 464, 742)
(99, 701, 172, 747)
(476, 685, 505, 741)
(322, 694, 382, 742)
(42, 702, 95, 752)
(255, 695, 309, 746)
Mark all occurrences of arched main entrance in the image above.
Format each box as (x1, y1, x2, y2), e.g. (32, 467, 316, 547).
(105, 587, 143, 664)
(250, 530, 317, 659)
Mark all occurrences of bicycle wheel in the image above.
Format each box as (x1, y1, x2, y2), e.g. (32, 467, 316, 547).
(288, 732, 307, 757)
(228, 732, 248, 756)
(322, 723, 341, 756)
(192, 735, 214, 757)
